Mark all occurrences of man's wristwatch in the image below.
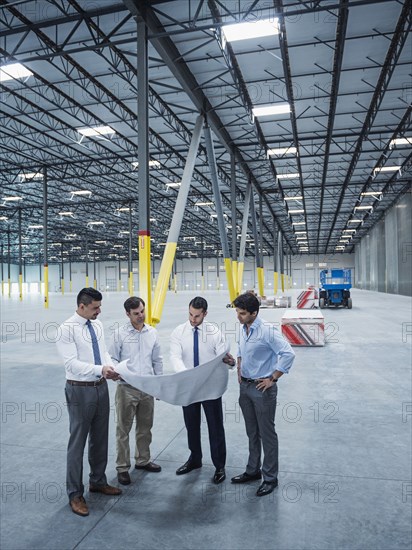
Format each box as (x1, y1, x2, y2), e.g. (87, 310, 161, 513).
(271, 377, 278, 383)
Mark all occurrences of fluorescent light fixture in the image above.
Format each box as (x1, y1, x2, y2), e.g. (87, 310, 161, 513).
(349, 219, 362, 223)
(278, 173, 299, 179)
(296, 236, 307, 241)
(119, 231, 130, 235)
(195, 201, 214, 206)
(77, 126, 115, 137)
(131, 160, 161, 168)
(361, 191, 383, 196)
(267, 146, 297, 157)
(295, 231, 307, 235)
(165, 182, 181, 188)
(28, 225, 43, 229)
(288, 209, 305, 214)
(355, 205, 373, 211)
(70, 190, 92, 197)
(117, 207, 131, 212)
(390, 137, 412, 147)
(113, 244, 123, 248)
(0, 216, 9, 221)
(222, 18, 279, 42)
(95, 240, 107, 244)
(252, 103, 290, 117)
(343, 229, 357, 233)
(284, 195, 303, 201)
(292, 221, 305, 226)
(19, 172, 42, 180)
(87, 221, 104, 226)
(335, 246, 345, 250)
(373, 166, 400, 174)
(150, 218, 156, 222)
(2, 196, 23, 201)
(59, 211, 74, 217)
(0, 63, 33, 82)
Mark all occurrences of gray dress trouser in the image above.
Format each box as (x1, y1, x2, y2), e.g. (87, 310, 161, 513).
(65, 380, 109, 500)
(239, 380, 278, 482)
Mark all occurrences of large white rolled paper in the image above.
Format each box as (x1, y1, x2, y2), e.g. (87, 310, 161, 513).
(114, 351, 229, 406)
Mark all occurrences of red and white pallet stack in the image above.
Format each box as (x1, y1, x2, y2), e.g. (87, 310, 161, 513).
(296, 286, 319, 309)
(281, 309, 325, 347)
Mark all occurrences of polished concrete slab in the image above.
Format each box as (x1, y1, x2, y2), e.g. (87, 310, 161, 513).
(1, 289, 411, 549)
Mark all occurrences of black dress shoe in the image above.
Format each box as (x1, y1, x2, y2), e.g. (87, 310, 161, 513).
(213, 468, 226, 484)
(231, 471, 262, 484)
(256, 480, 278, 497)
(117, 471, 131, 485)
(176, 461, 202, 475)
(135, 462, 162, 473)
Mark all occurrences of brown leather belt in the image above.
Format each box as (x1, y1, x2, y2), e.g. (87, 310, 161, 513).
(66, 378, 106, 387)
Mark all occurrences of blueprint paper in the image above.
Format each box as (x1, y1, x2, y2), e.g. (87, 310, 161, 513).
(114, 352, 229, 406)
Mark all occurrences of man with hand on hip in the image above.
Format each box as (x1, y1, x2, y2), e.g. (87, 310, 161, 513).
(56, 287, 122, 517)
(170, 296, 235, 485)
(232, 292, 295, 497)
(110, 296, 163, 486)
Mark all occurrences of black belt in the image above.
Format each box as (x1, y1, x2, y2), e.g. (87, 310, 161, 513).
(241, 376, 275, 384)
(66, 378, 106, 387)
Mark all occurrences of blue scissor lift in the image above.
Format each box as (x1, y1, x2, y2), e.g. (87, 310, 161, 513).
(319, 269, 352, 309)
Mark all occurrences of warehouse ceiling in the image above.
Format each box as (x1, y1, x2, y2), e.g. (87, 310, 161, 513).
(0, 0, 411, 266)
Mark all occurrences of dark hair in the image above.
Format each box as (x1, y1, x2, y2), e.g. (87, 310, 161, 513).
(233, 293, 260, 314)
(124, 296, 145, 313)
(189, 296, 208, 312)
(77, 287, 102, 306)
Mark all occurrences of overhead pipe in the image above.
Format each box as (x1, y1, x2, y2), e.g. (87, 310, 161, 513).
(203, 123, 236, 303)
(151, 114, 204, 326)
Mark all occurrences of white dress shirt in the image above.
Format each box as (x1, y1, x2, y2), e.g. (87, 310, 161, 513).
(56, 312, 113, 381)
(170, 320, 229, 373)
(109, 322, 163, 382)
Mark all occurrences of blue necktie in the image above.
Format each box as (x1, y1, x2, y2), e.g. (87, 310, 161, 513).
(193, 327, 199, 367)
(86, 320, 102, 365)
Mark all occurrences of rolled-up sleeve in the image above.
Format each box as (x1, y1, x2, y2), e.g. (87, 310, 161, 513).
(270, 328, 295, 374)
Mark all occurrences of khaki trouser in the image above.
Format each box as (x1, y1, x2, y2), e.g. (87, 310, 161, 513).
(115, 383, 154, 472)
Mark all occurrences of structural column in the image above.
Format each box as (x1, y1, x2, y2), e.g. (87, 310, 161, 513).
(7, 229, 11, 298)
(137, 16, 152, 320)
(61, 243, 65, 295)
(128, 206, 133, 296)
(1, 244, 4, 296)
(85, 238, 89, 287)
(43, 168, 49, 308)
(230, 151, 238, 295)
(18, 208, 23, 301)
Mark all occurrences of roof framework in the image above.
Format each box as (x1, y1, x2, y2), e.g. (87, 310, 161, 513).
(0, 0, 411, 265)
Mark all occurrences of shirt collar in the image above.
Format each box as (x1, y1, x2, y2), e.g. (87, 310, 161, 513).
(73, 312, 89, 325)
(126, 321, 148, 333)
(243, 315, 261, 333)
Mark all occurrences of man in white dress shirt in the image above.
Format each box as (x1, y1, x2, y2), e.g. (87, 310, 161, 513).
(170, 296, 235, 484)
(110, 296, 163, 485)
(56, 288, 122, 517)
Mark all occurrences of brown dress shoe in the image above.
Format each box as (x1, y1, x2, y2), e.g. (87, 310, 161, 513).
(117, 471, 131, 485)
(69, 496, 89, 517)
(135, 462, 162, 473)
(89, 484, 122, 496)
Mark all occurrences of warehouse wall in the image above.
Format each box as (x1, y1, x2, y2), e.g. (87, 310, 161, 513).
(1, 253, 355, 295)
(355, 192, 411, 296)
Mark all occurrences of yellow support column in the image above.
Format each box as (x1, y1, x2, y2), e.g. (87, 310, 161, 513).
(61, 278, 65, 295)
(237, 261, 244, 295)
(19, 274, 23, 301)
(44, 265, 49, 309)
(224, 257, 236, 304)
(257, 267, 264, 297)
(93, 279, 97, 290)
(216, 275, 220, 290)
(281, 273, 285, 293)
(152, 241, 176, 325)
(1, 280, 4, 296)
(138, 231, 152, 324)
(274, 272, 279, 294)
(85, 275, 89, 287)
(201, 274, 205, 292)
(69, 280, 72, 292)
(232, 260, 238, 296)
(8, 278, 11, 298)
(128, 273, 133, 296)
(174, 273, 177, 293)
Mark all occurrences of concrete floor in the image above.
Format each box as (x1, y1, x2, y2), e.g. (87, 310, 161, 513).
(1, 289, 411, 550)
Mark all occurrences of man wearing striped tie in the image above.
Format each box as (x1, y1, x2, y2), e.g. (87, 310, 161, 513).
(170, 296, 235, 485)
(57, 288, 122, 517)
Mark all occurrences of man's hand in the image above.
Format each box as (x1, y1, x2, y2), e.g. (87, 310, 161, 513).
(256, 378, 275, 392)
(223, 353, 236, 367)
(102, 366, 119, 380)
